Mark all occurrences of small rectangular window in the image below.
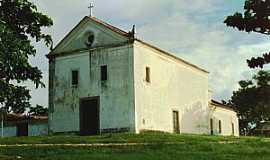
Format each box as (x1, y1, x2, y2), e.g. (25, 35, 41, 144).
(173, 111, 180, 134)
(219, 120, 222, 134)
(72, 70, 79, 87)
(146, 67, 150, 83)
(101, 65, 107, 81)
(232, 123, 235, 135)
(210, 118, 214, 135)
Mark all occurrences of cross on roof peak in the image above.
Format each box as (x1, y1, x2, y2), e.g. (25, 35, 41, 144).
(88, 2, 94, 17)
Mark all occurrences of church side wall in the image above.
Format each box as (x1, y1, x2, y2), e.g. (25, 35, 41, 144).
(50, 44, 135, 133)
(133, 41, 210, 134)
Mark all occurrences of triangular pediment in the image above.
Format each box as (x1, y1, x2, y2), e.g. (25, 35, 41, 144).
(50, 16, 131, 54)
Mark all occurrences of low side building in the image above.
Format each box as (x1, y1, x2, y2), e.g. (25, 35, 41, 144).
(209, 100, 239, 136)
(252, 122, 270, 136)
(0, 114, 48, 137)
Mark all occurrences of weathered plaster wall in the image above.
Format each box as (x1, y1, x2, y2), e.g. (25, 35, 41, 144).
(210, 106, 239, 136)
(0, 123, 48, 137)
(133, 41, 210, 134)
(28, 123, 48, 136)
(0, 126, 16, 137)
(50, 44, 135, 133)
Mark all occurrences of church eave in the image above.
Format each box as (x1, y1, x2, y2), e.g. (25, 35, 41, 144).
(87, 16, 131, 38)
(47, 17, 89, 57)
(46, 41, 133, 59)
(210, 100, 236, 112)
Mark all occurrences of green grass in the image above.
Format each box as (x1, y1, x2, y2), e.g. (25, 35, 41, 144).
(0, 133, 270, 160)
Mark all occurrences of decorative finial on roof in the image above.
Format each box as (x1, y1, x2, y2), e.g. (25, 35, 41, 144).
(128, 25, 136, 39)
(132, 25, 135, 35)
(88, 2, 94, 17)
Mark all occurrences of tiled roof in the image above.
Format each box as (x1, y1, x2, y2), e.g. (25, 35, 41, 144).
(4, 114, 48, 123)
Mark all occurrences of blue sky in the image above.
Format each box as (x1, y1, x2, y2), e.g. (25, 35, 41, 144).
(29, 0, 270, 107)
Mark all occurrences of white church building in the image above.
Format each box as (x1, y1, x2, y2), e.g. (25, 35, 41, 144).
(47, 16, 239, 136)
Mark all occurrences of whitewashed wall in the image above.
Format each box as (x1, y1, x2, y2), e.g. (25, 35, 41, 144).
(50, 45, 135, 133)
(0, 122, 48, 137)
(0, 126, 16, 137)
(133, 41, 210, 134)
(210, 106, 239, 136)
(28, 123, 48, 136)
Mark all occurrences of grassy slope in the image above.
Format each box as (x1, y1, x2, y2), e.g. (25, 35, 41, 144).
(0, 133, 270, 160)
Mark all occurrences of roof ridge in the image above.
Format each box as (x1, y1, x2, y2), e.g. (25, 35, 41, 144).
(87, 16, 131, 37)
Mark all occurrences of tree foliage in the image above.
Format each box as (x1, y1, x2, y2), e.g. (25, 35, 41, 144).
(29, 104, 48, 116)
(224, 0, 270, 68)
(0, 0, 53, 113)
(228, 70, 270, 135)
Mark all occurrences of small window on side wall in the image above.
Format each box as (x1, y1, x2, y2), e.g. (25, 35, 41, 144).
(218, 120, 222, 134)
(210, 118, 214, 135)
(101, 65, 107, 81)
(146, 67, 150, 83)
(72, 70, 79, 87)
(232, 123, 235, 135)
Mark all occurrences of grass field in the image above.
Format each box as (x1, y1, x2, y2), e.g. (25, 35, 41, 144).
(0, 133, 270, 160)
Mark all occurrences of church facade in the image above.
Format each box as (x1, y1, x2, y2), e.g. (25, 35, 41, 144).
(47, 16, 239, 136)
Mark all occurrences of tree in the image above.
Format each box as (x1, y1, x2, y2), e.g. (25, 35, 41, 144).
(228, 70, 270, 135)
(29, 104, 48, 116)
(0, 0, 53, 114)
(224, 0, 270, 68)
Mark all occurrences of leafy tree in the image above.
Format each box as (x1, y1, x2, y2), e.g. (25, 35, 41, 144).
(29, 104, 48, 116)
(0, 0, 53, 114)
(224, 0, 270, 68)
(228, 70, 270, 135)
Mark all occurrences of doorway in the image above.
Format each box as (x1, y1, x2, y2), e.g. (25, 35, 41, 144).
(17, 123, 28, 137)
(80, 97, 100, 136)
(173, 111, 180, 134)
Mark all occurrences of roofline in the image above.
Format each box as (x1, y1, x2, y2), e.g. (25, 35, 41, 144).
(48, 16, 89, 55)
(135, 39, 209, 74)
(46, 16, 209, 74)
(210, 100, 236, 112)
(4, 113, 48, 123)
(87, 16, 131, 37)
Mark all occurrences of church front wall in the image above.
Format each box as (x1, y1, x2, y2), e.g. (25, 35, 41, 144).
(50, 44, 135, 134)
(210, 106, 239, 136)
(133, 41, 210, 134)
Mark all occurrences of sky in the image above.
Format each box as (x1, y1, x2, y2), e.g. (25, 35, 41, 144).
(28, 0, 270, 107)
